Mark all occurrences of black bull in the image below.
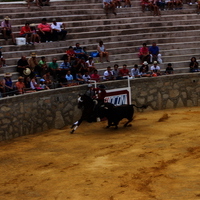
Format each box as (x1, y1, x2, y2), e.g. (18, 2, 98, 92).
(70, 94, 147, 133)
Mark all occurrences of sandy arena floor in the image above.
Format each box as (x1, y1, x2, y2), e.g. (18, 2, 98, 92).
(1, 107, 200, 200)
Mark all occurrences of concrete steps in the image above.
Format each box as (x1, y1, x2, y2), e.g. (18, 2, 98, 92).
(0, 0, 199, 81)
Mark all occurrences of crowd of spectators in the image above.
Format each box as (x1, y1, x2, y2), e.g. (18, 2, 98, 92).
(0, 0, 199, 98)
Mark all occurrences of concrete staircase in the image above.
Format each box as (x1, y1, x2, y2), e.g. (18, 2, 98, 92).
(0, 0, 199, 81)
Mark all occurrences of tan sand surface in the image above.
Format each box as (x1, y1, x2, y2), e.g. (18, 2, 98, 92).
(1, 107, 200, 200)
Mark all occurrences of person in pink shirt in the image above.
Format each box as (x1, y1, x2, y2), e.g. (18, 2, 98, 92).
(38, 18, 52, 42)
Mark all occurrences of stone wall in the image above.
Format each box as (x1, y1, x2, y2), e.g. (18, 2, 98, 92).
(0, 73, 200, 141)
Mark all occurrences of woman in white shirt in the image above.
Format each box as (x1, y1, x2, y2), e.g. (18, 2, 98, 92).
(97, 41, 110, 63)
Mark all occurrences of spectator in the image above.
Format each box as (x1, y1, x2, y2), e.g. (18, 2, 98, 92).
(97, 41, 110, 63)
(17, 56, 29, 76)
(20, 22, 33, 44)
(122, 0, 132, 7)
(0, 81, 4, 97)
(76, 72, 85, 84)
(119, 64, 131, 78)
(131, 64, 141, 78)
(0, 47, 6, 67)
(28, 52, 40, 77)
(39, 0, 50, 6)
(65, 70, 74, 84)
(91, 69, 101, 82)
(38, 56, 48, 76)
(150, 61, 161, 76)
(73, 57, 88, 76)
(43, 71, 53, 88)
(51, 18, 67, 41)
(112, 64, 120, 80)
(174, 0, 183, 9)
(39, 78, 49, 89)
(66, 46, 76, 62)
(157, 0, 165, 10)
(2, 72, 15, 96)
(103, 66, 114, 81)
(15, 76, 25, 94)
(74, 43, 88, 60)
(30, 24, 40, 43)
(59, 58, 71, 78)
(82, 71, 91, 83)
(141, 0, 151, 12)
(139, 43, 150, 64)
(1, 16, 16, 45)
(140, 67, 151, 77)
(86, 57, 96, 73)
(189, 57, 199, 72)
(139, 61, 151, 77)
(149, 42, 162, 64)
(30, 76, 42, 90)
(38, 18, 52, 43)
(48, 57, 59, 81)
(27, 0, 41, 8)
(165, 0, 174, 10)
(150, 0, 161, 16)
(103, 0, 117, 15)
(165, 63, 174, 74)
(197, 0, 200, 14)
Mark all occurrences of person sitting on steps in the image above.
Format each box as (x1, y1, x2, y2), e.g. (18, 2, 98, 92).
(97, 41, 110, 63)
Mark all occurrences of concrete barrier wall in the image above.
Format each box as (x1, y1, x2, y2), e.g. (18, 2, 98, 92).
(0, 73, 200, 141)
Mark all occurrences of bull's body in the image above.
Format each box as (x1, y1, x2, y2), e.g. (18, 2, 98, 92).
(99, 103, 147, 129)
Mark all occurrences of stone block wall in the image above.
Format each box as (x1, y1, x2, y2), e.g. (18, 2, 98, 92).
(0, 73, 200, 141)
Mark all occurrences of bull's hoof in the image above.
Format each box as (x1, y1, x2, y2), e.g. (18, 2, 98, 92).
(114, 126, 118, 129)
(106, 126, 110, 129)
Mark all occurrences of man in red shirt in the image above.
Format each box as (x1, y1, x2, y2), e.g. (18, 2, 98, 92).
(38, 18, 52, 42)
(119, 64, 131, 79)
(139, 43, 150, 63)
(20, 23, 33, 44)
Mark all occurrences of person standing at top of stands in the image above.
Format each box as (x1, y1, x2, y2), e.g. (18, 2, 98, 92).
(51, 18, 67, 41)
(38, 18, 52, 43)
(149, 42, 162, 64)
(97, 41, 110, 63)
(1, 16, 16, 45)
(103, 0, 117, 15)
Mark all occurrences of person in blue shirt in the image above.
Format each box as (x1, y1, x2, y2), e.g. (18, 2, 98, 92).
(149, 42, 162, 64)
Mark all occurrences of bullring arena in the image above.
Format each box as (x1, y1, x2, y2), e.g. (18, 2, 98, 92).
(1, 106, 200, 200)
(1, 0, 200, 199)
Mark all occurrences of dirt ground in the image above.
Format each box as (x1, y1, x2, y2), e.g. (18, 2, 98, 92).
(1, 107, 200, 200)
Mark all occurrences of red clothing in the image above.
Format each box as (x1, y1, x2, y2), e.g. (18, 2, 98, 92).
(15, 81, 25, 94)
(139, 46, 149, 55)
(66, 49, 75, 57)
(38, 23, 51, 32)
(119, 68, 130, 76)
(93, 88, 107, 100)
(20, 26, 31, 35)
(91, 73, 100, 82)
